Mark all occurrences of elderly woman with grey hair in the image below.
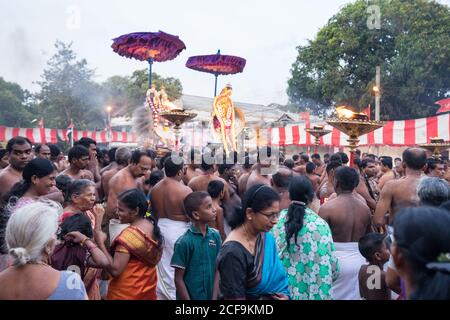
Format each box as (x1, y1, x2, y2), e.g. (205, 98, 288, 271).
(59, 178, 105, 300)
(60, 179, 102, 226)
(0, 200, 87, 299)
(417, 177, 450, 207)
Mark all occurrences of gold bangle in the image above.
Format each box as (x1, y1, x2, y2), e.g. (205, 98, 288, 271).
(80, 238, 90, 247)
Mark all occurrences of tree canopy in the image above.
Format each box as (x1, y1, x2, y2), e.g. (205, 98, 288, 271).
(1, 40, 184, 130)
(287, 0, 450, 120)
(0, 77, 34, 127)
(35, 41, 105, 130)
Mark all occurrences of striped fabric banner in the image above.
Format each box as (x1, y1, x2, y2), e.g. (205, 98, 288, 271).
(270, 114, 450, 147)
(0, 127, 138, 144)
(1, 113, 449, 147)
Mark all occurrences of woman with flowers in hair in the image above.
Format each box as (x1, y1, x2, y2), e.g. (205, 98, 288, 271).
(271, 176, 338, 300)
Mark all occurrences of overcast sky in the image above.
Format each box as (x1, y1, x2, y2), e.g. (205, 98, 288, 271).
(1, 0, 448, 106)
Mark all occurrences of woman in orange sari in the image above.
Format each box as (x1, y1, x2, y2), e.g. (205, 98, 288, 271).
(94, 189, 163, 300)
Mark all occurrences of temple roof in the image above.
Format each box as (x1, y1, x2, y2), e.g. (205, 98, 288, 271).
(180, 94, 299, 123)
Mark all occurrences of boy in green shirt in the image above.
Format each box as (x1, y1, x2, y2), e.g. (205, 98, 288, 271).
(171, 191, 222, 300)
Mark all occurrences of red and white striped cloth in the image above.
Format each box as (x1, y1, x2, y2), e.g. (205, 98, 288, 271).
(0, 127, 138, 144)
(1, 113, 449, 147)
(270, 113, 450, 147)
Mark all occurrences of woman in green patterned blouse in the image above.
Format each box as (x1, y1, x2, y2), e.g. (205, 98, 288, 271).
(271, 176, 339, 300)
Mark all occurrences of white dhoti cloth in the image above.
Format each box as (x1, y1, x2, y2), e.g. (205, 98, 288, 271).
(332, 242, 366, 300)
(156, 218, 190, 300)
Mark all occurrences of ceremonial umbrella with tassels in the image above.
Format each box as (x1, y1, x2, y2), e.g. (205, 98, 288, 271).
(112, 31, 186, 87)
(186, 50, 246, 96)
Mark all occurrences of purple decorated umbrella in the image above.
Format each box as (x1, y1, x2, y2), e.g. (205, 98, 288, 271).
(112, 31, 186, 87)
(186, 50, 246, 96)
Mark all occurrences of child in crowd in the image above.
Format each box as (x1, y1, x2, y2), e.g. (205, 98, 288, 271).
(52, 213, 109, 300)
(55, 174, 73, 207)
(207, 180, 227, 241)
(171, 192, 221, 300)
(358, 233, 391, 300)
(144, 169, 164, 201)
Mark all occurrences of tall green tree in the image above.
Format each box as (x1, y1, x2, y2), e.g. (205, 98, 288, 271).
(0, 77, 34, 127)
(287, 0, 450, 120)
(35, 41, 105, 130)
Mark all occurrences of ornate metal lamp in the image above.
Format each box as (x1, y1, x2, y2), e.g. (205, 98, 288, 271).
(419, 138, 450, 160)
(305, 125, 332, 153)
(159, 110, 197, 151)
(326, 108, 385, 152)
(326, 107, 385, 164)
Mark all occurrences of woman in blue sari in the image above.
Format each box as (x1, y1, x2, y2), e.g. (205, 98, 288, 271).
(217, 184, 290, 300)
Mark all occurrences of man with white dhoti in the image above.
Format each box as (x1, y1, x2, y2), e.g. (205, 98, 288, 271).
(319, 166, 371, 300)
(150, 155, 192, 300)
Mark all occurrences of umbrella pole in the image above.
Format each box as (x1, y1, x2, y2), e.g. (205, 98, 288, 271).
(148, 58, 154, 88)
(214, 73, 218, 97)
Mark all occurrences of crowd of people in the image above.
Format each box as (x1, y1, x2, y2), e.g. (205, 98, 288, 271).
(0, 136, 449, 300)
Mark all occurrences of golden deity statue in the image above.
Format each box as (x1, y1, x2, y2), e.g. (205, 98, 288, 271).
(212, 84, 245, 154)
(159, 86, 179, 111)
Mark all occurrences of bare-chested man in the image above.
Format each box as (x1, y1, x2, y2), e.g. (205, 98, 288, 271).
(445, 160, 450, 184)
(305, 162, 320, 193)
(76, 137, 101, 183)
(271, 167, 293, 212)
(318, 160, 341, 201)
(188, 157, 228, 194)
(246, 148, 274, 191)
(378, 156, 397, 191)
(319, 166, 371, 300)
(373, 148, 426, 233)
(0, 149, 9, 170)
(311, 153, 325, 177)
(392, 157, 403, 178)
(100, 147, 131, 200)
(150, 155, 192, 300)
(34, 144, 51, 160)
(100, 147, 118, 175)
(237, 156, 253, 196)
(60, 145, 94, 181)
(355, 159, 378, 211)
(305, 162, 322, 212)
(48, 144, 68, 173)
(246, 163, 272, 190)
(293, 154, 309, 175)
(218, 163, 241, 208)
(106, 149, 153, 218)
(181, 149, 202, 185)
(425, 158, 445, 179)
(0, 137, 32, 198)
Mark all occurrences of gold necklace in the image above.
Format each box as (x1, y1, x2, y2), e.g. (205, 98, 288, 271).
(243, 224, 255, 254)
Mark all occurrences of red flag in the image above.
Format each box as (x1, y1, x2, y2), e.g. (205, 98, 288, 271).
(299, 112, 311, 129)
(363, 104, 371, 120)
(299, 112, 310, 123)
(436, 98, 450, 114)
(299, 111, 312, 145)
(38, 118, 44, 128)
